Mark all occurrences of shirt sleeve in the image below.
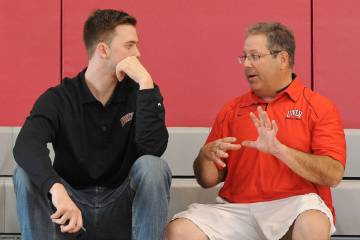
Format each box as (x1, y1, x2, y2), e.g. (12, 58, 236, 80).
(205, 103, 232, 145)
(206, 117, 224, 144)
(13, 89, 62, 197)
(135, 85, 169, 157)
(311, 103, 347, 167)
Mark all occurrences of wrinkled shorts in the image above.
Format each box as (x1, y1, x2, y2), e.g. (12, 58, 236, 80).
(172, 193, 335, 240)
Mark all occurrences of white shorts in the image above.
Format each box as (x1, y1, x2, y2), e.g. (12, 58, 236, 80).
(172, 193, 335, 240)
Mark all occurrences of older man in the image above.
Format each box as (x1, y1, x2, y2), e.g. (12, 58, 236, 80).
(166, 22, 346, 240)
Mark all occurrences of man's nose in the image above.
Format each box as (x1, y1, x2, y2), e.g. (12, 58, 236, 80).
(243, 56, 253, 68)
(134, 45, 141, 57)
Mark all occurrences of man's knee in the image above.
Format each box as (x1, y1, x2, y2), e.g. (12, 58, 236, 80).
(165, 218, 207, 240)
(131, 154, 172, 185)
(292, 210, 331, 240)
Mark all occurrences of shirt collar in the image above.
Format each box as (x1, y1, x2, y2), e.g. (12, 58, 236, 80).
(282, 74, 304, 102)
(240, 73, 304, 106)
(78, 68, 128, 105)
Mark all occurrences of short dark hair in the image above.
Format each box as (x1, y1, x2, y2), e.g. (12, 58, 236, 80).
(83, 9, 137, 58)
(246, 22, 295, 67)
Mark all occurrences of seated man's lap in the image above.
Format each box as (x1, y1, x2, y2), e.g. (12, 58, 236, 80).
(13, 154, 170, 240)
(172, 193, 335, 240)
(65, 181, 133, 239)
(13, 166, 134, 239)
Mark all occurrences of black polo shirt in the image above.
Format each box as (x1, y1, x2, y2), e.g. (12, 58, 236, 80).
(13, 69, 168, 196)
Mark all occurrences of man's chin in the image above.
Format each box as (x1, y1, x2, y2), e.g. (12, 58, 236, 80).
(249, 85, 268, 97)
(248, 81, 262, 92)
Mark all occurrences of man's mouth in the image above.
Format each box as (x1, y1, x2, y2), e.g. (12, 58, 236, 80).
(247, 74, 258, 81)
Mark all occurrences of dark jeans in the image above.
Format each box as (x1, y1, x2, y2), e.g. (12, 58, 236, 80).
(13, 155, 172, 240)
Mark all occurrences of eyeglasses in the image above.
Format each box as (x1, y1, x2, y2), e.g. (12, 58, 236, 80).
(237, 50, 282, 64)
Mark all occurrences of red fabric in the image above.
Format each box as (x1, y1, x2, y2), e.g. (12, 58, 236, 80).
(206, 78, 346, 222)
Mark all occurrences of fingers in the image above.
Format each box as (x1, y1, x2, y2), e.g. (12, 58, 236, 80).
(243, 108, 281, 153)
(249, 112, 260, 128)
(52, 212, 69, 225)
(272, 120, 278, 134)
(258, 106, 271, 129)
(216, 147, 229, 158)
(202, 137, 242, 168)
(116, 58, 128, 81)
(213, 157, 226, 168)
(116, 70, 125, 81)
(217, 138, 241, 152)
(210, 144, 227, 168)
(250, 106, 273, 130)
(61, 210, 83, 233)
(51, 209, 64, 220)
(50, 188, 83, 233)
(220, 142, 242, 151)
(116, 56, 138, 69)
(221, 137, 237, 143)
(115, 57, 130, 81)
(241, 140, 257, 149)
(52, 211, 83, 233)
(73, 212, 84, 233)
(115, 56, 150, 82)
(60, 217, 77, 233)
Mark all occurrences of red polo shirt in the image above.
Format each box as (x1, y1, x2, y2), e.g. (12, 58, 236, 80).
(206, 78, 346, 221)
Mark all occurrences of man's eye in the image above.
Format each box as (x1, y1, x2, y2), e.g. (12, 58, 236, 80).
(125, 44, 133, 49)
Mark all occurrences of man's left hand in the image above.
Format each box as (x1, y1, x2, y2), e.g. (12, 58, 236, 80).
(115, 56, 154, 89)
(242, 106, 284, 156)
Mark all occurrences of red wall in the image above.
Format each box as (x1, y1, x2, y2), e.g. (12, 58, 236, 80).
(313, 0, 360, 128)
(0, 1, 358, 127)
(62, 0, 311, 127)
(0, 1, 60, 126)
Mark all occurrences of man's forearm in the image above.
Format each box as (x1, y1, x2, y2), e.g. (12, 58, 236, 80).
(135, 87, 168, 156)
(13, 118, 61, 196)
(193, 153, 224, 188)
(274, 144, 344, 187)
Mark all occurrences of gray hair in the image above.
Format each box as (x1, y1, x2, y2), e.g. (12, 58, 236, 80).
(246, 22, 295, 67)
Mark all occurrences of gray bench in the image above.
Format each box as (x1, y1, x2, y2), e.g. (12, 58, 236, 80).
(1, 127, 360, 239)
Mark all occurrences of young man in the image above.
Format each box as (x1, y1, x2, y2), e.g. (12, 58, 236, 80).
(13, 9, 171, 240)
(166, 22, 346, 240)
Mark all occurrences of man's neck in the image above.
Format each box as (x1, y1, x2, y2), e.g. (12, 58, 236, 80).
(275, 73, 294, 93)
(259, 72, 294, 102)
(84, 61, 118, 106)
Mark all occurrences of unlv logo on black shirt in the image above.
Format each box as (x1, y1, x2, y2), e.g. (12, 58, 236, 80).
(120, 112, 134, 127)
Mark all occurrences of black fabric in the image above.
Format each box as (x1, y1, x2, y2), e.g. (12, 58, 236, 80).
(13, 69, 168, 197)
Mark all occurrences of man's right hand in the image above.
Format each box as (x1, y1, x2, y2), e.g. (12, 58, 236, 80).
(200, 137, 241, 168)
(49, 183, 83, 233)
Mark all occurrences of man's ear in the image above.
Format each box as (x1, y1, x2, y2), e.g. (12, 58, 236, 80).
(279, 51, 290, 69)
(95, 42, 110, 59)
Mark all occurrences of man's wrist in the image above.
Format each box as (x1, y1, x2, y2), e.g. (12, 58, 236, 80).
(138, 76, 154, 89)
(198, 146, 209, 161)
(272, 142, 288, 161)
(49, 183, 65, 194)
